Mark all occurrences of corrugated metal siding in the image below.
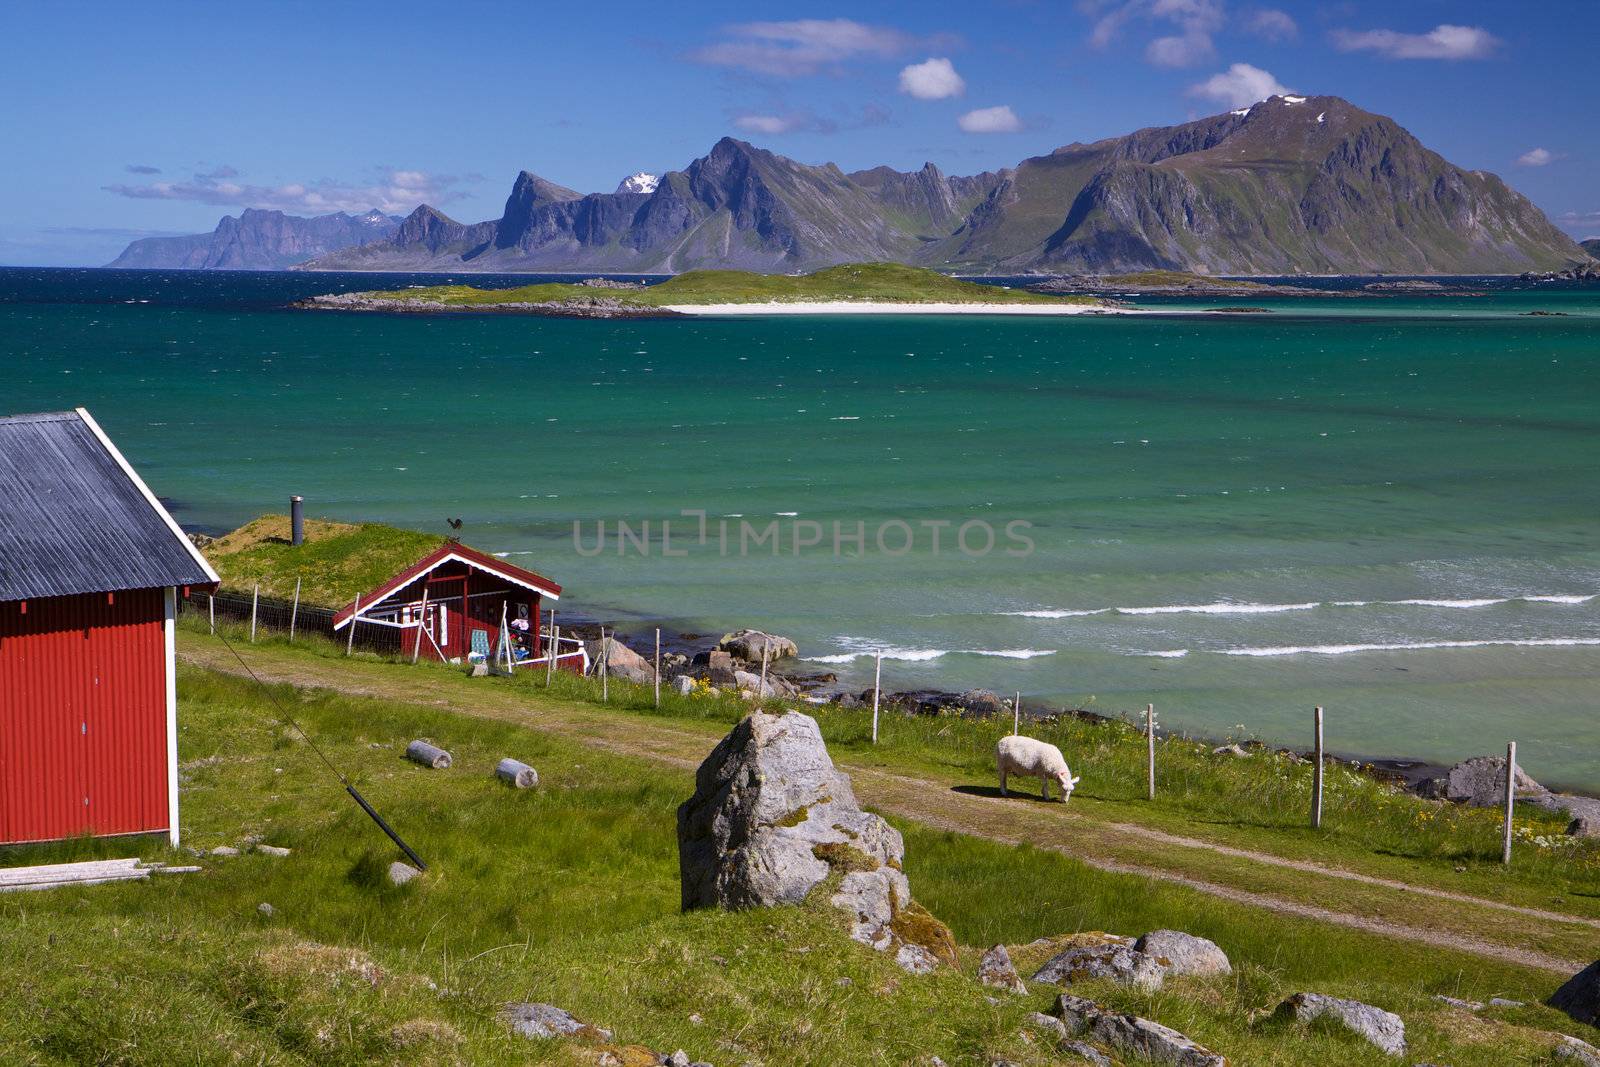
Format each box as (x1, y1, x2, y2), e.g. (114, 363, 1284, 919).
(0, 411, 214, 600)
(0, 588, 170, 844)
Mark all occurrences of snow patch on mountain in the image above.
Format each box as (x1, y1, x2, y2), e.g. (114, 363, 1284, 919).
(617, 172, 659, 194)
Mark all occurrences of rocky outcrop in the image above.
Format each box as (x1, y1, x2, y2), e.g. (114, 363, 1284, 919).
(1054, 994, 1226, 1066)
(677, 710, 953, 971)
(1550, 960, 1600, 1026)
(1274, 992, 1406, 1056)
(502, 1002, 612, 1041)
(1033, 934, 1168, 991)
(716, 629, 798, 664)
(1444, 756, 1546, 806)
(1135, 930, 1231, 977)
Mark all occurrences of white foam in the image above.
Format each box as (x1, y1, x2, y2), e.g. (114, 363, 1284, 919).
(1140, 649, 1191, 658)
(1118, 601, 1319, 616)
(1219, 638, 1600, 658)
(808, 641, 1055, 664)
(998, 608, 1109, 618)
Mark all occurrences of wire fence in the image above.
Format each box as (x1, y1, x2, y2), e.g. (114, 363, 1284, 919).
(180, 588, 406, 656)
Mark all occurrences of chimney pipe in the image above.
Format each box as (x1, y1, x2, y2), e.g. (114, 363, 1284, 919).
(291, 496, 304, 546)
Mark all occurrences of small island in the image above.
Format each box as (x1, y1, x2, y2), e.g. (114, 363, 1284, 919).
(1030, 270, 1327, 297)
(298, 263, 1110, 318)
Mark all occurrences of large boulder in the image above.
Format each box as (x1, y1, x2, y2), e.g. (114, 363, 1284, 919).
(1134, 930, 1231, 977)
(978, 944, 1027, 994)
(1274, 992, 1406, 1056)
(1550, 960, 1600, 1026)
(733, 669, 798, 699)
(1033, 934, 1167, 992)
(677, 709, 950, 971)
(1444, 756, 1546, 807)
(586, 637, 655, 685)
(717, 629, 798, 664)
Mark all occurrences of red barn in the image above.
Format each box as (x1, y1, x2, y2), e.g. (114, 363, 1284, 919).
(331, 543, 584, 670)
(0, 409, 218, 847)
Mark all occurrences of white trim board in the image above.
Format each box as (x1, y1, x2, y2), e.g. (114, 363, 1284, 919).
(75, 407, 220, 584)
(333, 551, 558, 631)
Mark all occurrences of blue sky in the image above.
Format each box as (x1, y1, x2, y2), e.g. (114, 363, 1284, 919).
(3, 1, 1595, 266)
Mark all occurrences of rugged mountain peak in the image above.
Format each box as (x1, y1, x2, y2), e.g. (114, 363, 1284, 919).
(617, 172, 659, 195)
(495, 171, 583, 248)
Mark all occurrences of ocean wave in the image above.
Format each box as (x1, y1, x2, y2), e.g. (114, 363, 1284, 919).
(1138, 649, 1191, 658)
(807, 643, 1056, 664)
(1218, 637, 1600, 658)
(999, 592, 1597, 619)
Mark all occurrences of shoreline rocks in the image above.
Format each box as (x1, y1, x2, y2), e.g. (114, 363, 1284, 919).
(295, 291, 679, 318)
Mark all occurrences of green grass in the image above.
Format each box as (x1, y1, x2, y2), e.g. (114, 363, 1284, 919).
(203, 514, 445, 607)
(2, 664, 1591, 1065)
(360, 263, 1098, 309)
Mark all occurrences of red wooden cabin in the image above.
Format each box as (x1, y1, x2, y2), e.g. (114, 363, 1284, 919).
(0, 409, 219, 847)
(331, 543, 584, 670)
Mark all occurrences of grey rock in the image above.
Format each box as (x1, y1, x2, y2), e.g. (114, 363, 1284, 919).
(1212, 743, 1250, 757)
(978, 944, 1027, 994)
(679, 710, 904, 911)
(1488, 997, 1524, 1008)
(255, 844, 291, 857)
(1445, 756, 1545, 807)
(673, 675, 696, 696)
(956, 689, 1008, 717)
(1569, 816, 1600, 838)
(1550, 960, 1600, 1025)
(257, 902, 275, 917)
(717, 629, 798, 664)
(733, 669, 796, 699)
(387, 861, 422, 887)
(1062, 1041, 1112, 1067)
(1556, 1035, 1600, 1066)
(210, 845, 240, 857)
(1275, 992, 1406, 1056)
(1135, 930, 1231, 977)
(832, 868, 908, 951)
(707, 650, 737, 687)
(664, 1052, 690, 1067)
(501, 1002, 612, 1041)
(1034, 937, 1167, 991)
(1053, 994, 1224, 1066)
(1026, 1011, 1071, 1041)
(1432, 994, 1484, 1011)
(587, 637, 655, 684)
(895, 943, 940, 975)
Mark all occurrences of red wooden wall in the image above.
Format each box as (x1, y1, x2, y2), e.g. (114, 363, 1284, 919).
(0, 588, 171, 845)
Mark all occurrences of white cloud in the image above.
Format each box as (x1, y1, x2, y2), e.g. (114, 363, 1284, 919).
(1243, 8, 1298, 43)
(958, 105, 1022, 134)
(1516, 147, 1560, 167)
(1088, 0, 1222, 67)
(734, 114, 808, 135)
(1331, 24, 1500, 60)
(1187, 63, 1291, 109)
(105, 165, 468, 215)
(898, 57, 965, 99)
(689, 19, 926, 77)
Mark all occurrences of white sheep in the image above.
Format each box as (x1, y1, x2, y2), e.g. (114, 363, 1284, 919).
(996, 735, 1080, 802)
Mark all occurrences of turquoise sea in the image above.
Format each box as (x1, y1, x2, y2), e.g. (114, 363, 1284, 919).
(4, 268, 1598, 786)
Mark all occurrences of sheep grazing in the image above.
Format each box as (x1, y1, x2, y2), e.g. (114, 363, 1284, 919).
(996, 735, 1080, 802)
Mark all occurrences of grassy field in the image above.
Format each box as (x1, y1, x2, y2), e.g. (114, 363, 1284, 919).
(202, 514, 445, 606)
(2, 662, 1591, 1065)
(358, 263, 1098, 309)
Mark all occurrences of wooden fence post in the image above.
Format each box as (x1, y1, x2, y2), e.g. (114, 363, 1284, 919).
(208, 593, 215, 635)
(411, 584, 430, 665)
(1146, 703, 1156, 801)
(1013, 691, 1021, 736)
(250, 583, 259, 643)
(346, 593, 360, 655)
(1502, 741, 1517, 865)
(600, 628, 609, 702)
(871, 652, 882, 744)
(1312, 706, 1325, 829)
(289, 577, 301, 642)
(759, 648, 769, 701)
(654, 628, 661, 708)
(545, 610, 557, 685)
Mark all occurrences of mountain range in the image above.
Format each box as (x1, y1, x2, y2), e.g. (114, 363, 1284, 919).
(106, 208, 400, 270)
(111, 97, 1589, 275)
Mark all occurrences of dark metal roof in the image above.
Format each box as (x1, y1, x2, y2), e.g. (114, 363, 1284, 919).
(0, 409, 219, 601)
